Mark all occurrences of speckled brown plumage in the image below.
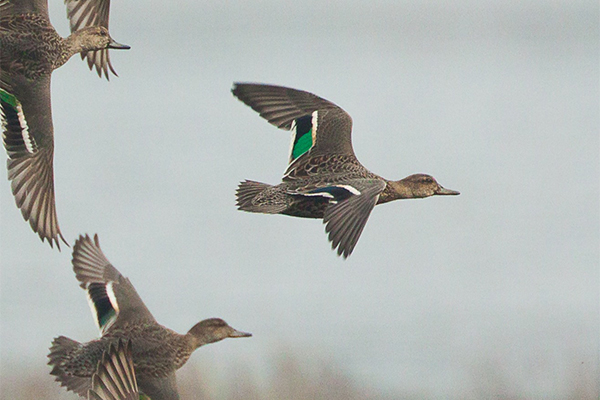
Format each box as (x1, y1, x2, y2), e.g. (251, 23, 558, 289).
(232, 83, 460, 258)
(0, 0, 129, 249)
(50, 325, 192, 380)
(1, 14, 65, 79)
(48, 234, 251, 400)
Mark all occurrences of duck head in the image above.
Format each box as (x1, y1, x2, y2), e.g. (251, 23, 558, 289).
(72, 26, 130, 53)
(381, 174, 460, 202)
(187, 318, 252, 348)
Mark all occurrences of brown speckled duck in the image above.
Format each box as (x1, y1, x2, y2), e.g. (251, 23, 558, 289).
(232, 83, 460, 258)
(48, 234, 251, 400)
(0, 0, 129, 248)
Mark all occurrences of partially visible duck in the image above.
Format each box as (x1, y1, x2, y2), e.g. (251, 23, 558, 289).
(232, 83, 460, 258)
(0, 0, 129, 248)
(64, 0, 124, 79)
(48, 234, 251, 399)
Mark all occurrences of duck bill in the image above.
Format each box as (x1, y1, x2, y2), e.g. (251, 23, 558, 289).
(108, 39, 131, 50)
(230, 329, 252, 338)
(436, 186, 460, 195)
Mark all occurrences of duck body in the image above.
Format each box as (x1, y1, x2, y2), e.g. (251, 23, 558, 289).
(50, 324, 194, 381)
(48, 235, 251, 400)
(239, 154, 381, 219)
(0, 13, 66, 78)
(0, 0, 129, 248)
(233, 83, 460, 258)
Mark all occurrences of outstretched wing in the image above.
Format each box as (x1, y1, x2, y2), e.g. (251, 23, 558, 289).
(64, 0, 117, 79)
(231, 83, 356, 174)
(72, 234, 156, 333)
(1, 77, 67, 248)
(88, 340, 139, 400)
(295, 179, 386, 258)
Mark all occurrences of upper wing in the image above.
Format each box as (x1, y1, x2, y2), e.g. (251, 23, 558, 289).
(316, 179, 387, 258)
(64, 0, 117, 79)
(231, 83, 355, 172)
(1, 76, 67, 248)
(88, 340, 140, 400)
(72, 234, 157, 333)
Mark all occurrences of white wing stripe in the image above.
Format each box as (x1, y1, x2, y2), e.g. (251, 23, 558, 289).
(311, 110, 318, 145)
(336, 184, 361, 196)
(16, 103, 35, 154)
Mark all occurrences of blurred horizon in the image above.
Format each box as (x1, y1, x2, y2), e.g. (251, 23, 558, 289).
(1, 350, 598, 399)
(1, 0, 598, 398)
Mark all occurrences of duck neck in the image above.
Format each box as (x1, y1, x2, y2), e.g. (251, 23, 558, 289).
(55, 35, 82, 69)
(58, 29, 99, 68)
(184, 332, 205, 351)
(378, 179, 413, 204)
(185, 329, 222, 352)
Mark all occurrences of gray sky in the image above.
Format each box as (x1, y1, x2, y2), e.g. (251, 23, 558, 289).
(1, 1, 598, 398)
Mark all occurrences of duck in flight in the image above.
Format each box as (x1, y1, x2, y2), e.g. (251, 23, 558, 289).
(48, 234, 251, 399)
(0, 0, 129, 248)
(232, 83, 460, 258)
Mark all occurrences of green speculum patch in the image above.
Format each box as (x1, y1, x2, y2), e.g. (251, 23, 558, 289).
(99, 309, 117, 328)
(292, 130, 313, 160)
(0, 89, 19, 108)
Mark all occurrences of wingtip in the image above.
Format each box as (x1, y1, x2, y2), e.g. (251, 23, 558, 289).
(59, 232, 70, 249)
(231, 82, 254, 97)
(330, 238, 353, 259)
(41, 232, 70, 251)
(83, 52, 122, 81)
(231, 82, 241, 96)
(339, 248, 351, 259)
(72, 233, 98, 260)
(72, 232, 104, 258)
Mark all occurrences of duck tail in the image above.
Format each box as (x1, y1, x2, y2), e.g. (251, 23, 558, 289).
(236, 180, 270, 210)
(48, 336, 80, 371)
(236, 180, 289, 213)
(48, 336, 91, 396)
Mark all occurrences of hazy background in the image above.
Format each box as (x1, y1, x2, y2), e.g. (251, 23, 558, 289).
(1, 0, 598, 398)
